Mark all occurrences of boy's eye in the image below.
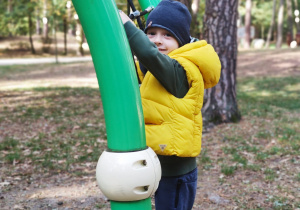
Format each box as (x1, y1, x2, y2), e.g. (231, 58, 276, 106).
(165, 33, 172, 37)
(147, 32, 156, 36)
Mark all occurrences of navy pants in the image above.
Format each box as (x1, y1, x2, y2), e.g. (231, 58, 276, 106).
(155, 168, 198, 210)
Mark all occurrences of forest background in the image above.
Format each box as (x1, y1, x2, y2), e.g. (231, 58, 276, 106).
(0, 0, 299, 209)
(1, 0, 300, 56)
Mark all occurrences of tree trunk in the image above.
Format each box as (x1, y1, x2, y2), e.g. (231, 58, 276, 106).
(178, 0, 201, 38)
(203, 0, 241, 124)
(36, 8, 41, 35)
(68, 3, 73, 35)
(244, 0, 252, 49)
(28, 13, 36, 54)
(43, 0, 49, 40)
(276, 0, 284, 48)
(294, 0, 300, 33)
(265, 0, 276, 48)
(286, 0, 293, 41)
(7, 0, 12, 37)
(76, 22, 84, 56)
(190, 0, 200, 38)
(80, 26, 85, 56)
(64, 17, 67, 55)
(7, 0, 12, 12)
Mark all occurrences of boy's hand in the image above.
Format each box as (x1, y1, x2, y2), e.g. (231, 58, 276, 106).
(119, 10, 135, 25)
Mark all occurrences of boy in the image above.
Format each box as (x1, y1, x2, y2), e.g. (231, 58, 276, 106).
(119, 0, 221, 209)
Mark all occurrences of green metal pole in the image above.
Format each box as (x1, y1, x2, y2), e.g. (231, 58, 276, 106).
(111, 199, 152, 209)
(72, 0, 146, 152)
(72, 0, 161, 209)
(138, 0, 160, 11)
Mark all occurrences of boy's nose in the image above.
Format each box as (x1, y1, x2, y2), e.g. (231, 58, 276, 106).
(153, 35, 162, 45)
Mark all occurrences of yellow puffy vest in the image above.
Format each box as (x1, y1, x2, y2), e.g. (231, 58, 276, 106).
(138, 40, 221, 157)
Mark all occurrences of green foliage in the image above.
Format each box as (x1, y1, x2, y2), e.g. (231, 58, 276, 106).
(0, 0, 38, 36)
(256, 130, 272, 139)
(245, 164, 261, 171)
(237, 75, 300, 158)
(0, 0, 297, 41)
(221, 164, 237, 176)
(268, 146, 285, 155)
(256, 152, 269, 161)
(0, 0, 76, 37)
(238, 0, 297, 39)
(0, 137, 21, 163)
(264, 168, 277, 181)
(265, 195, 294, 210)
(297, 173, 300, 182)
(0, 137, 19, 150)
(198, 148, 212, 169)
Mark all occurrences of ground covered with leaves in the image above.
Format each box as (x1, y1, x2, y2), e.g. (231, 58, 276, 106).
(0, 49, 300, 209)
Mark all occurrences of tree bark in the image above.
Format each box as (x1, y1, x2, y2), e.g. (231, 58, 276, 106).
(7, 0, 12, 12)
(7, 0, 12, 37)
(294, 0, 300, 33)
(265, 0, 276, 48)
(28, 13, 36, 54)
(36, 8, 41, 35)
(276, 0, 284, 48)
(67, 4, 73, 35)
(244, 0, 252, 49)
(64, 17, 68, 55)
(43, 0, 49, 40)
(190, 0, 200, 38)
(287, 0, 294, 41)
(178, 0, 200, 38)
(203, 0, 241, 124)
(76, 22, 84, 56)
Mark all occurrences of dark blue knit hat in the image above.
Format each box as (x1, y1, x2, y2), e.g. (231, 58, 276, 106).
(145, 0, 191, 46)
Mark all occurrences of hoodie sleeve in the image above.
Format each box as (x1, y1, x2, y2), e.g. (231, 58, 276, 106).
(124, 22, 189, 98)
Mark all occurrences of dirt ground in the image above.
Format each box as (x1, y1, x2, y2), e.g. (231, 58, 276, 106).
(0, 46, 300, 209)
(237, 49, 300, 78)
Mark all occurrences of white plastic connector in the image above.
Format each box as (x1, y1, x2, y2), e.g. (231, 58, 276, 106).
(96, 147, 161, 201)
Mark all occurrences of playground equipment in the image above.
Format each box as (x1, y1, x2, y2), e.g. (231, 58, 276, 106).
(71, 0, 160, 209)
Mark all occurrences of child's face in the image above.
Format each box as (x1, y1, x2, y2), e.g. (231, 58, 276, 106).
(146, 27, 179, 55)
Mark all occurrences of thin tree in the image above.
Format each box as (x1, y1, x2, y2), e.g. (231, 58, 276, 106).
(7, 0, 12, 12)
(244, 0, 252, 49)
(63, 17, 67, 55)
(28, 12, 36, 54)
(276, 0, 284, 48)
(43, 0, 49, 41)
(178, 0, 201, 37)
(191, 0, 200, 38)
(75, 20, 84, 56)
(62, 1, 71, 55)
(203, 0, 241, 123)
(287, 0, 294, 42)
(7, 0, 12, 37)
(265, 0, 277, 48)
(27, 1, 36, 54)
(294, 0, 300, 33)
(52, 0, 58, 63)
(36, 7, 41, 35)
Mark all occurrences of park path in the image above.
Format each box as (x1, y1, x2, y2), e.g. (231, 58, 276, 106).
(0, 56, 92, 66)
